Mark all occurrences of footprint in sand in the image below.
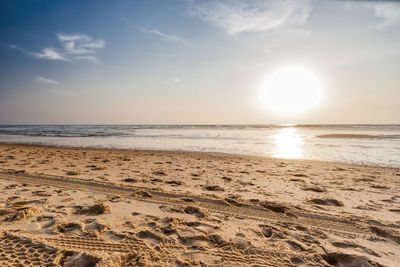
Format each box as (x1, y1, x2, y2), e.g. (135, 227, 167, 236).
(136, 230, 163, 244)
(35, 215, 55, 229)
(307, 198, 344, 207)
(302, 186, 326, 193)
(56, 222, 82, 234)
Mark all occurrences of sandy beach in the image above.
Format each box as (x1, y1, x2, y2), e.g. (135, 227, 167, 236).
(2, 0, 400, 265)
(0, 143, 399, 266)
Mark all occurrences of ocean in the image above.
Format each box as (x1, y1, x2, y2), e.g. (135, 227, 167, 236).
(0, 124, 399, 167)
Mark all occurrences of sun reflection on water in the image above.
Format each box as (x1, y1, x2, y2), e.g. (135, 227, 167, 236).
(272, 127, 304, 159)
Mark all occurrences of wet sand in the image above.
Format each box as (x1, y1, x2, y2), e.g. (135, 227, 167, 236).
(0, 143, 399, 266)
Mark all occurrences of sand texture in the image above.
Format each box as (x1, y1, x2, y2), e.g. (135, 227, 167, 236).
(0, 144, 399, 266)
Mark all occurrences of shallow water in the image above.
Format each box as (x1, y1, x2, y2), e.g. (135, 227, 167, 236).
(0, 124, 399, 167)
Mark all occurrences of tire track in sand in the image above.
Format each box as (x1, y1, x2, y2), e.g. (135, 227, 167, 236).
(0, 171, 373, 238)
(1, 171, 391, 266)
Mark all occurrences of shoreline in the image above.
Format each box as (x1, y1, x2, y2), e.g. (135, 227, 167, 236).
(1, 142, 398, 170)
(0, 143, 399, 266)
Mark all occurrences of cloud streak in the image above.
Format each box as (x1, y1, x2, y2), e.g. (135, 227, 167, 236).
(365, 2, 400, 28)
(141, 28, 189, 45)
(35, 76, 59, 85)
(238, 63, 266, 71)
(189, 0, 312, 34)
(33, 48, 68, 61)
(57, 33, 105, 56)
(7, 33, 105, 63)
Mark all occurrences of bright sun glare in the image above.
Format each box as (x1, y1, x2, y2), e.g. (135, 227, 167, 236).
(259, 67, 322, 117)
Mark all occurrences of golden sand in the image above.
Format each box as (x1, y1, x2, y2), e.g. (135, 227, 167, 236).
(0, 144, 399, 266)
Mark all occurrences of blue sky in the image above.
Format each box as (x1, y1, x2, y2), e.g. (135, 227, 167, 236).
(1, 0, 400, 124)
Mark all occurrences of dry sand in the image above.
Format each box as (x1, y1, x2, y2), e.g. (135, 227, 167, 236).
(0, 143, 399, 266)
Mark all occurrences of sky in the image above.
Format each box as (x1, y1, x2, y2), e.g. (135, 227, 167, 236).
(0, 0, 399, 124)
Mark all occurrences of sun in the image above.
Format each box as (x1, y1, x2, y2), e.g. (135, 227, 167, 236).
(259, 67, 322, 117)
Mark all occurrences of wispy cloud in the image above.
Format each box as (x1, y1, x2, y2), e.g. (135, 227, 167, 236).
(35, 76, 59, 85)
(33, 48, 68, 61)
(141, 28, 189, 44)
(6, 33, 105, 63)
(57, 33, 105, 55)
(238, 63, 266, 71)
(365, 2, 400, 28)
(2, 43, 36, 57)
(165, 77, 181, 84)
(189, 0, 312, 35)
(74, 55, 100, 64)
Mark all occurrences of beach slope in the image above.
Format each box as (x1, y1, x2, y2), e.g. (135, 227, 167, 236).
(0, 144, 399, 266)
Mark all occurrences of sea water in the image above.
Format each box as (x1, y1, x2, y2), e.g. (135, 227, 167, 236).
(0, 125, 399, 167)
